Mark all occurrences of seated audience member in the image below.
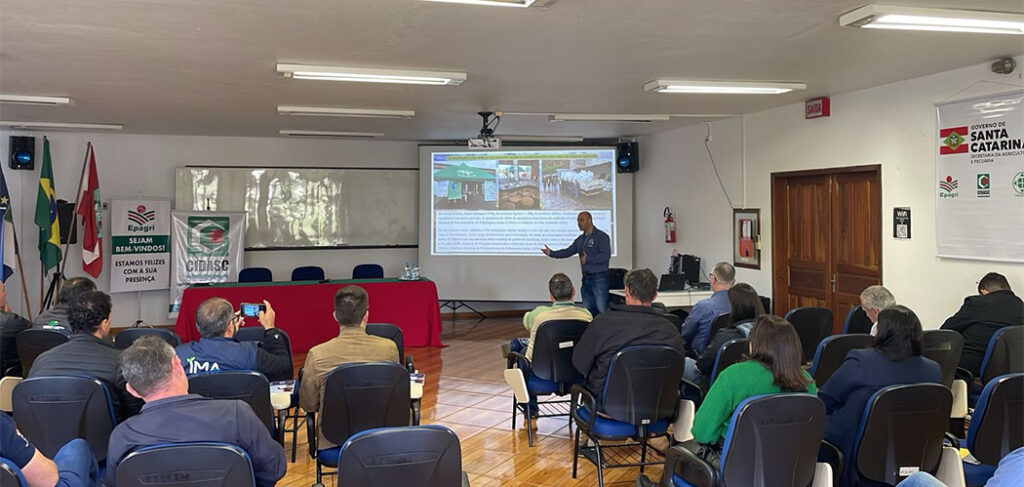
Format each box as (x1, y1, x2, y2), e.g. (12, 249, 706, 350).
(299, 285, 400, 451)
(691, 315, 816, 449)
(941, 272, 1024, 377)
(28, 290, 143, 420)
(0, 412, 98, 487)
(106, 336, 285, 487)
(0, 281, 31, 374)
(820, 305, 941, 487)
(687, 283, 765, 384)
(32, 277, 95, 330)
(571, 268, 684, 395)
(859, 284, 896, 335)
(893, 445, 1024, 487)
(175, 297, 291, 381)
(680, 262, 734, 354)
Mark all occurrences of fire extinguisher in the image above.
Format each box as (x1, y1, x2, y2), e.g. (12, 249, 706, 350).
(664, 207, 676, 243)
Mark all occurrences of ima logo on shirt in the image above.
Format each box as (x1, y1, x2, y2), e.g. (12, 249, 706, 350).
(939, 127, 968, 155)
(185, 357, 221, 374)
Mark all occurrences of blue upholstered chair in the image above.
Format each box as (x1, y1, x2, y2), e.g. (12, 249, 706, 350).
(290, 265, 325, 281)
(809, 334, 873, 386)
(115, 442, 255, 487)
(238, 267, 273, 283)
(352, 264, 384, 279)
(961, 374, 1024, 486)
(335, 426, 469, 487)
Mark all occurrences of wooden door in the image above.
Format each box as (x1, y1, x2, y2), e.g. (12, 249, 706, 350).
(772, 165, 882, 333)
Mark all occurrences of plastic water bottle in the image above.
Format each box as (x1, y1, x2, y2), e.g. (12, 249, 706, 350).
(402, 263, 411, 280)
(411, 262, 420, 280)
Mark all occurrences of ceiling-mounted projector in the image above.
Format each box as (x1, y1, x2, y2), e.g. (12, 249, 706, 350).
(469, 111, 502, 149)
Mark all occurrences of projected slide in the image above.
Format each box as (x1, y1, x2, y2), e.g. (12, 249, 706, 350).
(431, 149, 617, 256)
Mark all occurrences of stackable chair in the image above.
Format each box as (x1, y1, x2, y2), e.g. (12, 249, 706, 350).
(334, 426, 470, 487)
(504, 319, 588, 446)
(187, 372, 279, 444)
(957, 373, 1024, 486)
(0, 458, 27, 487)
(234, 326, 300, 459)
(784, 307, 834, 363)
(809, 334, 874, 386)
(842, 305, 873, 334)
(352, 264, 384, 279)
(234, 327, 295, 381)
(921, 329, 969, 421)
(116, 442, 255, 487)
(15, 328, 69, 374)
(238, 267, 273, 283)
(114, 327, 181, 349)
(290, 265, 325, 281)
(12, 377, 116, 464)
(964, 326, 1024, 407)
(708, 338, 748, 386)
(366, 323, 415, 372)
(707, 314, 732, 345)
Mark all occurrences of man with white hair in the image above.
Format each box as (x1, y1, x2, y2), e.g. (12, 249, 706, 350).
(860, 285, 896, 335)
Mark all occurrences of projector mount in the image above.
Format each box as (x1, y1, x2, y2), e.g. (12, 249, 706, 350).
(478, 111, 501, 138)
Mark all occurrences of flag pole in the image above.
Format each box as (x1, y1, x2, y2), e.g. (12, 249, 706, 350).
(56, 142, 92, 297)
(9, 219, 33, 320)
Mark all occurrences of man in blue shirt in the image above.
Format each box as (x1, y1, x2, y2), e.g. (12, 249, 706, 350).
(680, 261, 734, 353)
(543, 211, 611, 315)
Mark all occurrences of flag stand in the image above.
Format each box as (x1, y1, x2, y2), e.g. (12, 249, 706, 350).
(44, 142, 92, 311)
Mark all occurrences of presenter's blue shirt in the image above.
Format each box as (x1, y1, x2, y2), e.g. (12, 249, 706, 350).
(549, 228, 611, 275)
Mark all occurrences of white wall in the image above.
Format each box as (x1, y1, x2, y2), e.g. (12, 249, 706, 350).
(0, 131, 419, 326)
(639, 57, 1024, 328)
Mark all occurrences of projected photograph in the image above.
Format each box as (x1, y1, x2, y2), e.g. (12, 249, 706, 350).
(432, 161, 498, 210)
(497, 160, 540, 210)
(541, 159, 613, 210)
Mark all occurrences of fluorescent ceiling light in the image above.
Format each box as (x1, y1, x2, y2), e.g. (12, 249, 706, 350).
(0, 121, 122, 131)
(549, 114, 672, 123)
(644, 80, 806, 94)
(421, 0, 534, 6)
(839, 5, 1024, 35)
(277, 64, 466, 86)
(500, 135, 585, 142)
(0, 95, 73, 106)
(279, 130, 385, 138)
(278, 105, 415, 118)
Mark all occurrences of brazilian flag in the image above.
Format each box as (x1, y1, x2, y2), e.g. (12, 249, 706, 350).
(35, 137, 61, 272)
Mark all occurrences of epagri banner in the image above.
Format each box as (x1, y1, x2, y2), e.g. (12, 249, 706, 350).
(169, 211, 245, 317)
(936, 90, 1024, 263)
(110, 199, 171, 293)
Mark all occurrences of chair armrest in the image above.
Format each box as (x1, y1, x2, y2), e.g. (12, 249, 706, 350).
(306, 412, 317, 458)
(950, 379, 968, 419)
(680, 378, 706, 409)
(818, 439, 843, 486)
(507, 351, 531, 370)
(944, 431, 961, 449)
(662, 445, 716, 487)
(406, 355, 415, 373)
(570, 384, 598, 432)
(954, 367, 974, 383)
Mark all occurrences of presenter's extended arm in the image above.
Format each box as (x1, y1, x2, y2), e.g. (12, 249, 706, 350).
(544, 235, 583, 259)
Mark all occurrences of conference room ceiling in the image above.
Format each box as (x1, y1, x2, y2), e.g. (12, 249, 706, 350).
(1, 0, 1022, 141)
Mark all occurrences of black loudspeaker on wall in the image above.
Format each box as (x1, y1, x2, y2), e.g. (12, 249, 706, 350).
(616, 141, 639, 173)
(56, 199, 78, 245)
(9, 136, 35, 170)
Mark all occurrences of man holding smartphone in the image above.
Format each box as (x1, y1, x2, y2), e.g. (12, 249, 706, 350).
(174, 297, 292, 381)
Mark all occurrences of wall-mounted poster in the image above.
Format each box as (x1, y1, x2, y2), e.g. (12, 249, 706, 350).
(733, 208, 760, 269)
(110, 199, 171, 293)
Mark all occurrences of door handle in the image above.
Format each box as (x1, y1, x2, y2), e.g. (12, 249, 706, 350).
(830, 274, 837, 293)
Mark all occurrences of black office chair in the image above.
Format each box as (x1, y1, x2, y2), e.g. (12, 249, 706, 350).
(785, 307, 834, 363)
(335, 426, 469, 487)
(238, 267, 273, 283)
(114, 328, 181, 349)
(506, 319, 588, 447)
(0, 457, 26, 487)
(234, 327, 295, 381)
(309, 361, 410, 484)
(759, 295, 772, 315)
(849, 383, 955, 486)
(570, 345, 683, 487)
(661, 311, 684, 334)
(233, 326, 300, 460)
(960, 373, 1024, 486)
(15, 328, 69, 374)
(116, 442, 255, 487)
(922, 329, 964, 388)
(12, 376, 116, 462)
(708, 313, 732, 343)
(352, 264, 384, 279)
(366, 323, 413, 370)
(608, 268, 628, 305)
(291, 265, 325, 281)
(966, 325, 1024, 406)
(652, 394, 830, 487)
(187, 372, 279, 443)
(809, 334, 874, 386)
(709, 338, 748, 386)
(842, 305, 873, 334)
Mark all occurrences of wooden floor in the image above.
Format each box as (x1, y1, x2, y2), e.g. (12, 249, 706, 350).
(277, 317, 667, 487)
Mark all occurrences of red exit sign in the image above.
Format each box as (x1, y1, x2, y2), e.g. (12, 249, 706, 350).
(806, 97, 830, 119)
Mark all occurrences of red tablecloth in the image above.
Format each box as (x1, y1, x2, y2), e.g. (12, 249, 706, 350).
(174, 279, 444, 353)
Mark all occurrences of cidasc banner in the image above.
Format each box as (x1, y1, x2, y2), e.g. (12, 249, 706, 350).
(936, 90, 1024, 262)
(110, 199, 171, 293)
(169, 211, 245, 317)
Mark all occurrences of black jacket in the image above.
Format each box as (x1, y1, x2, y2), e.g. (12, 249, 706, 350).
(0, 311, 30, 373)
(941, 289, 1024, 377)
(572, 304, 685, 395)
(28, 334, 144, 420)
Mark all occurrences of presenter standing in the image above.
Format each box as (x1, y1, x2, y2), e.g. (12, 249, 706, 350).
(542, 211, 611, 315)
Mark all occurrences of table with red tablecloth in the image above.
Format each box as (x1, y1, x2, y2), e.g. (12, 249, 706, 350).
(174, 278, 444, 353)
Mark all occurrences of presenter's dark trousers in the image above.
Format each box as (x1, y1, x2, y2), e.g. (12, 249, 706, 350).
(581, 271, 609, 316)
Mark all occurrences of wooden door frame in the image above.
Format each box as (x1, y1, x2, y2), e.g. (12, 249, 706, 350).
(771, 164, 882, 320)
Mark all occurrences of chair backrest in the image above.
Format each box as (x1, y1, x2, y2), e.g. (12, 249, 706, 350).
(710, 338, 749, 385)
(759, 295, 772, 315)
(660, 311, 683, 334)
(853, 383, 952, 485)
(980, 326, 1024, 384)
(116, 442, 255, 487)
(530, 319, 588, 385)
(12, 376, 116, 461)
(921, 329, 964, 388)
(321, 362, 410, 447)
(608, 268, 627, 290)
(967, 373, 1024, 466)
(709, 313, 732, 342)
(810, 334, 874, 386)
(238, 267, 272, 283)
(352, 264, 384, 279)
(115, 328, 181, 350)
(290, 265, 325, 281)
(337, 425, 462, 487)
(15, 328, 69, 373)
(719, 394, 826, 487)
(785, 307, 834, 363)
(0, 458, 27, 487)
(188, 372, 275, 435)
(843, 305, 873, 334)
(600, 345, 683, 426)
(366, 323, 405, 363)
(233, 327, 295, 380)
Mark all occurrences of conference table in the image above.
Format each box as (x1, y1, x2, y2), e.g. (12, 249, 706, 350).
(610, 289, 714, 308)
(174, 278, 444, 353)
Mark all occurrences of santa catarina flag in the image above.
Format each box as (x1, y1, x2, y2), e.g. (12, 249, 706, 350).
(78, 144, 102, 277)
(35, 137, 61, 272)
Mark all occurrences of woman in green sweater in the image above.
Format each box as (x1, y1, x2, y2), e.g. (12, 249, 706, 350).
(691, 314, 817, 446)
